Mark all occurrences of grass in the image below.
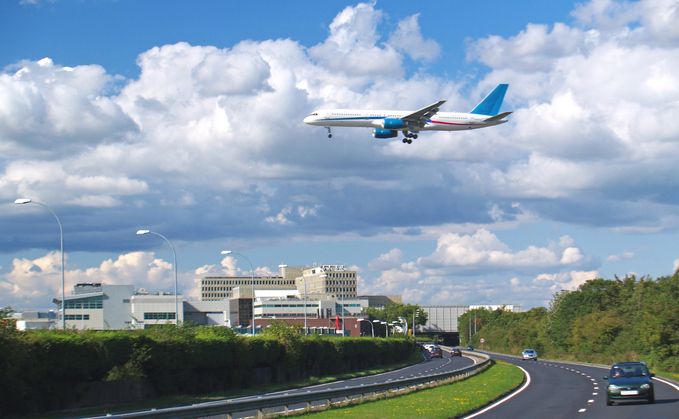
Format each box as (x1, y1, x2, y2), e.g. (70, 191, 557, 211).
(295, 361, 524, 419)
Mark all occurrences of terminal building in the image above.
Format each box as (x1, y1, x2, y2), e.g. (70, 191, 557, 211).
(46, 264, 370, 333)
(200, 264, 358, 301)
(42, 263, 520, 339)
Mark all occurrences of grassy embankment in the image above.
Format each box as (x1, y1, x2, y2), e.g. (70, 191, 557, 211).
(297, 361, 523, 419)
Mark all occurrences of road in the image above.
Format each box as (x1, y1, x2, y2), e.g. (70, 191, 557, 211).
(466, 352, 679, 419)
(223, 348, 474, 417)
(79, 348, 476, 418)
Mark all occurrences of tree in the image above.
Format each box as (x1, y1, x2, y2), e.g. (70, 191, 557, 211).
(0, 307, 16, 330)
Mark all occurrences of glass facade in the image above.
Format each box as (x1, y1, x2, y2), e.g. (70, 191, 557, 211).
(62, 296, 103, 310)
(143, 312, 176, 320)
(64, 314, 90, 320)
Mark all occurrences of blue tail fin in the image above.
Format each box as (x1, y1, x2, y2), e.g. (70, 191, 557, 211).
(470, 84, 508, 115)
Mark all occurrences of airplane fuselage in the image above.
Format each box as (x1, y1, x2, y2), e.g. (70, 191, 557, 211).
(303, 109, 507, 131)
(303, 84, 510, 143)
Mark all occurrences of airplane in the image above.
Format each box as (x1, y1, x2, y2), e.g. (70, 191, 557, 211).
(303, 84, 511, 144)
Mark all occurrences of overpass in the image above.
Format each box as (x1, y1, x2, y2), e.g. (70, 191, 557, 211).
(416, 305, 522, 346)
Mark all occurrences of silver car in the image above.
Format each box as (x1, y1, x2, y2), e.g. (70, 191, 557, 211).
(522, 349, 538, 361)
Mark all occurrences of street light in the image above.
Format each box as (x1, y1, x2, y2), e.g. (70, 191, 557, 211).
(398, 316, 408, 336)
(137, 230, 178, 325)
(413, 309, 420, 338)
(339, 273, 345, 337)
(15, 198, 66, 329)
(372, 319, 382, 337)
(278, 265, 308, 334)
(225, 251, 255, 336)
(358, 318, 374, 337)
(379, 321, 389, 337)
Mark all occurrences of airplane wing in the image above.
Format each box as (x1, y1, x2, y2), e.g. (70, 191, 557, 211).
(401, 100, 446, 129)
(483, 111, 512, 122)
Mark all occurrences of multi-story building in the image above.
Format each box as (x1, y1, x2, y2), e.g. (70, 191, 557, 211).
(200, 264, 358, 301)
(52, 283, 228, 330)
(53, 283, 136, 329)
(299, 265, 357, 300)
(200, 266, 300, 301)
(11, 311, 57, 330)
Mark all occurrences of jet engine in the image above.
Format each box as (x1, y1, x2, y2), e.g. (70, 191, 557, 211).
(381, 118, 405, 129)
(373, 129, 398, 138)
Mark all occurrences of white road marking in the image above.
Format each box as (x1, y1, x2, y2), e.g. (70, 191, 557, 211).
(461, 365, 531, 419)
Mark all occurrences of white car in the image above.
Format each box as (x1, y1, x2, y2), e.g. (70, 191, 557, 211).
(522, 349, 538, 361)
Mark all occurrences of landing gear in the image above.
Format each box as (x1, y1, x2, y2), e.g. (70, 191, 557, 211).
(325, 126, 332, 138)
(402, 131, 418, 144)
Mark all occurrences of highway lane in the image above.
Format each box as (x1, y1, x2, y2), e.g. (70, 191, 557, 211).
(227, 348, 475, 417)
(468, 352, 679, 419)
(78, 349, 476, 419)
(147, 348, 475, 419)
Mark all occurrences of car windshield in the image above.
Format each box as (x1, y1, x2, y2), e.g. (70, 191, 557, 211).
(610, 364, 649, 378)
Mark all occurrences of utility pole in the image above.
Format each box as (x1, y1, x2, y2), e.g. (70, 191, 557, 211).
(468, 308, 472, 343)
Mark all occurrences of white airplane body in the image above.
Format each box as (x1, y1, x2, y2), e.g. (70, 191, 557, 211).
(304, 84, 511, 144)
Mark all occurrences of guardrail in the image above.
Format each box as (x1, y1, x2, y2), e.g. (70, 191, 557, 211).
(80, 350, 491, 419)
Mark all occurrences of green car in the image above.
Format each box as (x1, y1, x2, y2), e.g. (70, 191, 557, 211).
(604, 362, 655, 406)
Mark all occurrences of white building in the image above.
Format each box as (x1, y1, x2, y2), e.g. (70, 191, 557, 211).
(52, 283, 232, 330)
(12, 311, 57, 330)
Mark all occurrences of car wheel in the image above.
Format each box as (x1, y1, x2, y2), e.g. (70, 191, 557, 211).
(606, 397, 613, 406)
(648, 392, 655, 404)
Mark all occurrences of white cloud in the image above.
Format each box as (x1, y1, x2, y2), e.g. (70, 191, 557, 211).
(368, 248, 404, 271)
(532, 270, 599, 291)
(606, 251, 635, 262)
(3, 0, 679, 311)
(418, 229, 589, 274)
(387, 14, 441, 61)
(468, 23, 592, 72)
(0, 58, 136, 156)
(308, 2, 404, 77)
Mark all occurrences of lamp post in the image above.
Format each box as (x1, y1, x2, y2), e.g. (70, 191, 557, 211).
(340, 273, 345, 336)
(398, 316, 408, 336)
(225, 251, 255, 336)
(358, 318, 374, 337)
(15, 198, 65, 329)
(373, 319, 382, 337)
(392, 320, 400, 335)
(278, 265, 307, 334)
(381, 321, 389, 337)
(413, 309, 420, 338)
(137, 230, 178, 325)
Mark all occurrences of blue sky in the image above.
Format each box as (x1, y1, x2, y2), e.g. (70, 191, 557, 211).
(2, 0, 679, 311)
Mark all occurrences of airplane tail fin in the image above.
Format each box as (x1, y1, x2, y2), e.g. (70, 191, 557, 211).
(470, 84, 508, 116)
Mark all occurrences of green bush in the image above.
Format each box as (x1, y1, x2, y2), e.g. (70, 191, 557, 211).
(0, 325, 415, 417)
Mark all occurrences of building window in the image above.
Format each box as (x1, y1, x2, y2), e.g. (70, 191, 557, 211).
(65, 314, 90, 320)
(63, 296, 103, 310)
(144, 312, 176, 320)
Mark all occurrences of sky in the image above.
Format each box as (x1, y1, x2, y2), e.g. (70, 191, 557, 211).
(1, 0, 679, 312)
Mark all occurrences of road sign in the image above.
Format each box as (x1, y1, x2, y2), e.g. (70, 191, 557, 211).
(480, 338, 485, 343)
